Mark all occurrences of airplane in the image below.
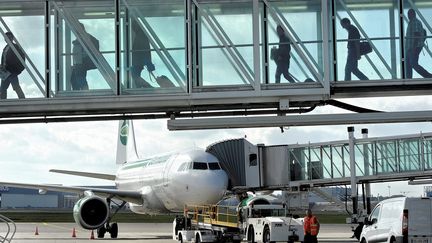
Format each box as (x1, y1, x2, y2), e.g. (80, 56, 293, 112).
(0, 120, 229, 238)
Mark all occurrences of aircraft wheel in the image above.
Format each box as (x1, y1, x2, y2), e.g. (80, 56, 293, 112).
(109, 223, 118, 238)
(97, 226, 106, 238)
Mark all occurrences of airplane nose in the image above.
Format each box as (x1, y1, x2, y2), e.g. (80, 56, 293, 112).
(201, 170, 228, 203)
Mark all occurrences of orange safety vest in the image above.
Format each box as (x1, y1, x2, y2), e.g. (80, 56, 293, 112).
(303, 216, 319, 236)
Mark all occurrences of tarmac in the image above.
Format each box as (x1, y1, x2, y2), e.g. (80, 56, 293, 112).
(1, 222, 359, 242)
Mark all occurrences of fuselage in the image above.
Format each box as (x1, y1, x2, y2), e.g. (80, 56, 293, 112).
(115, 149, 228, 214)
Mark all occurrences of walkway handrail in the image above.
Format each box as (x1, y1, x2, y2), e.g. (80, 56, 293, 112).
(0, 214, 16, 243)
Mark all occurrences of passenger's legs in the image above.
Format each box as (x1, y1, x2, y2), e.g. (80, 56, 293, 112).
(411, 48, 432, 78)
(344, 55, 355, 81)
(276, 60, 295, 83)
(10, 75, 25, 99)
(131, 66, 152, 88)
(405, 49, 414, 79)
(0, 75, 13, 99)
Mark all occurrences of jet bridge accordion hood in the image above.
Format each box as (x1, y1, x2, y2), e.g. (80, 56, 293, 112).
(206, 138, 252, 189)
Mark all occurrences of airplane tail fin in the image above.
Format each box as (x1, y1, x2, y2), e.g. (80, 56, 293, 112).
(116, 120, 139, 164)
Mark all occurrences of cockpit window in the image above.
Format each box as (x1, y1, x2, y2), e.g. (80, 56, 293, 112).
(177, 162, 190, 172)
(193, 162, 208, 170)
(208, 163, 221, 170)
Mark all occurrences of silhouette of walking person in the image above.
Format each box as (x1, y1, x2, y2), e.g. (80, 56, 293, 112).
(341, 18, 369, 81)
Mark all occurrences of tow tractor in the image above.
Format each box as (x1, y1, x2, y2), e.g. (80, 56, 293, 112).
(173, 196, 304, 242)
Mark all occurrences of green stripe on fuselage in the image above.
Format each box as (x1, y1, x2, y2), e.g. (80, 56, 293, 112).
(120, 154, 172, 170)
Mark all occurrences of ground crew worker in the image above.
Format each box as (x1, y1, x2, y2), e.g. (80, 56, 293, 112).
(304, 209, 320, 243)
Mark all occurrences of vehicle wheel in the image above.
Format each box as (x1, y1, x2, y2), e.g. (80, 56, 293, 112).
(178, 233, 183, 243)
(389, 237, 396, 243)
(97, 226, 106, 238)
(248, 226, 255, 243)
(263, 227, 271, 243)
(109, 223, 118, 238)
(360, 238, 367, 243)
(196, 233, 201, 243)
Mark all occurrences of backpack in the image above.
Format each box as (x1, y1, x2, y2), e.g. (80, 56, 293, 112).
(82, 34, 99, 70)
(5, 44, 25, 74)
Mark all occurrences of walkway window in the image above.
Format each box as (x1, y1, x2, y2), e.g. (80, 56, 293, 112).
(0, 2, 45, 99)
(120, 0, 186, 94)
(335, 0, 401, 81)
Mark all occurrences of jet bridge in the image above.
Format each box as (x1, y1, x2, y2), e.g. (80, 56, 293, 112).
(207, 128, 432, 190)
(207, 127, 432, 219)
(1, 0, 432, 124)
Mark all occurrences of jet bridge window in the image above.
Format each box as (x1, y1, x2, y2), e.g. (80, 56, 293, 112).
(208, 163, 221, 170)
(193, 162, 208, 170)
(249, 154, 257, 166)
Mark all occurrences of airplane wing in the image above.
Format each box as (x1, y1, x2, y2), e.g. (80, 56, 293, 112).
(49, 169, 116, 181)
(0, 181, 143, 204)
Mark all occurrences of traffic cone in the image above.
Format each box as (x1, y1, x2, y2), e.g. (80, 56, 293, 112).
(90, 230, 95, 240)
(71, 227, 76, 238)
(34, 226, 39, 235)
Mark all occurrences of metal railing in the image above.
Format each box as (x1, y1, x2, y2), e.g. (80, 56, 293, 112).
(0, 214, 16, 243)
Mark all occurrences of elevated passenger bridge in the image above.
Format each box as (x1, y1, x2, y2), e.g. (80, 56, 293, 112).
(0, 0, 432, 123)
(206, 128, 432, 190)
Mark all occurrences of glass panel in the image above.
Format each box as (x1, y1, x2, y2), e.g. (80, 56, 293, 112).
(52, 0, 116, 96)
(403, 1, 432, 79)
(335, 0, 401, 81)
(310, 147, 323, 179)
(398, 138, 420, 172)
(322, 146, 334, 178)
(424, 138, 432, 170)
(120, 0, 186, 94)
(266, 0, 323, 84)
(197, 1, 254, 87)
(289, 148, 307, 181)
(0, 2, 45, 99)
(375, 140, 397, 174)
(331, 145, 346, 178)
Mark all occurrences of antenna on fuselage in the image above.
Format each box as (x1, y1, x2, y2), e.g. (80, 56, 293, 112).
(116, 120, 139, 164)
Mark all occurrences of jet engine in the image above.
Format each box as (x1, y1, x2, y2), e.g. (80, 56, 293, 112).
(73, 196, 109, 230)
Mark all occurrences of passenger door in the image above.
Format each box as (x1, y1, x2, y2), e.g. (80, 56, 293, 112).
(363, 204, 381, 243)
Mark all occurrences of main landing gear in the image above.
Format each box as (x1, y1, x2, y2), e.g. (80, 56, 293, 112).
(97, 198, 126, 239)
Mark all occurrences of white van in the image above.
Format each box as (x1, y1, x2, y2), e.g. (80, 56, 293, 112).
(360, 197, 432, 243)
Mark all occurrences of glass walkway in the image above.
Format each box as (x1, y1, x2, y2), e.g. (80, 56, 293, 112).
(0, 0, 432, 120)
(286, 131, 432, 188)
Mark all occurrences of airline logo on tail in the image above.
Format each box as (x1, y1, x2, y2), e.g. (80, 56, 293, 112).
(119, 120, 129, 146)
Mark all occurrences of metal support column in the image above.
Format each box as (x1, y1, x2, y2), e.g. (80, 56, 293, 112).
(45, 0, 51, 98)
(115, 0, 121, 95)
(252, 0, 261, 92)
(348, 126, 358, 217)
(362, 128, 371, 215)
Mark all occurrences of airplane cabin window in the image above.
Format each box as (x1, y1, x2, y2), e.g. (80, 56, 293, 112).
(193, 162, 208, 170)
(208, 163, 221, 170)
